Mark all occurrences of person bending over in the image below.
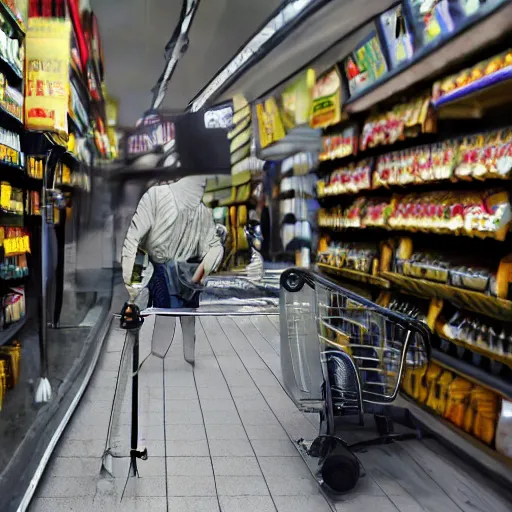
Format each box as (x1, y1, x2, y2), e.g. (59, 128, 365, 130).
(122, 175, 224, 307)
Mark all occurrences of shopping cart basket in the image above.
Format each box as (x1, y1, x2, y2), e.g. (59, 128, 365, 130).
(280, 268, 431, 493)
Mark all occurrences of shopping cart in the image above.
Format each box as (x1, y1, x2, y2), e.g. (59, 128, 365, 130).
(280, 268, 431, 493)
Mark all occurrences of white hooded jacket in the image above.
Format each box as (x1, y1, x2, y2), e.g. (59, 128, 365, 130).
(121, 176, 223, 289)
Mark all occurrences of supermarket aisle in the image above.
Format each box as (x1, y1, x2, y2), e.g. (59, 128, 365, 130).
(29, 314, 512, 512)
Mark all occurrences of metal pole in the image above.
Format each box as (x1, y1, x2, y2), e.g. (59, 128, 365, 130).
(150, 0, 200, 111)
(119, 302, 147, 477)
(130, 327, 140, 476)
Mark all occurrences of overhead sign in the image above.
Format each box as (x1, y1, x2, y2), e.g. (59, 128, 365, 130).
(124, 110, 231, 175)
(126, 112, 176, 157)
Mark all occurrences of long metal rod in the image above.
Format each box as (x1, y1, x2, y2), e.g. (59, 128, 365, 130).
(130, 328, 140, 476)
(40, 147, 65, 379)
(150, 0, 201, 111)
(139, 307, 279, 317)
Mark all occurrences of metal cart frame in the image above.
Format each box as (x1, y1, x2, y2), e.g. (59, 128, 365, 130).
(115, 302, 279, 479)
(279, 268, 431, 493)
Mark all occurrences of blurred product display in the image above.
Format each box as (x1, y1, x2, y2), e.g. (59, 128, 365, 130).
(230, 0, 512, 475)
(0, 2, 117, 510)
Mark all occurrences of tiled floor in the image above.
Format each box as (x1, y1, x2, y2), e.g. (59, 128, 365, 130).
(30, 314, 512, 512)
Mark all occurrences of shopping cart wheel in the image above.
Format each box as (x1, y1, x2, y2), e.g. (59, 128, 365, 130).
(320, 442, 360, 493)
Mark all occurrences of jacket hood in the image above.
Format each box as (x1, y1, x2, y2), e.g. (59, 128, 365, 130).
(171, 175, 207, 210)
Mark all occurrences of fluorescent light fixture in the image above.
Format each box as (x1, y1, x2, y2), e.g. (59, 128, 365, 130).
(191, 0, 317, 112)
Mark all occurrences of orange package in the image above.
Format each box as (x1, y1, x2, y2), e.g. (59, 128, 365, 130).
(445, 377, 472, 428)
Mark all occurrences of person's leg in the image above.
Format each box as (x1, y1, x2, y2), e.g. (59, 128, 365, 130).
(152, 315, 177, 359)
(168, 294, 196, 365)
(180, 316, 196, 365)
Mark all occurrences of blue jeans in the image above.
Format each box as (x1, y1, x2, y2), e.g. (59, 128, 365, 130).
(148, 261, 199, 309)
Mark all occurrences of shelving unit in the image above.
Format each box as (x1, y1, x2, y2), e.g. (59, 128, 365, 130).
(0, 6, 117, 506)
(344, 1, 512, 113)
(380, 272, 512, 321)
(0, 1, 25, 37)
(396, 394, 512, 486)
(0, 316, 26, 347)
(317, 262, 391, 288)
(235, 0, 512, 474)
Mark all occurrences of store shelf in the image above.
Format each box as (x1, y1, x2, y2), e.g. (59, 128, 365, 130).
(62, 150, 82, 168)
(344, 2, 512, 114)
(317, 262, 390, 289)
(0, 212, 23, 227)
(317, 174, 512, 201)
(0, 55, 23, 82)
(0, 164, 42, 190)
(396, 394, 512, 486)
(380, 271, 512, 322)
(0, 2, 25, 37)
(440, 335, 512, 369)
(434, 65, 512, 116)
(0, 315, 26, 347)
(0, 103, 23, 127)
(0, 160, 25, 174)
(432, 348, 512, 400)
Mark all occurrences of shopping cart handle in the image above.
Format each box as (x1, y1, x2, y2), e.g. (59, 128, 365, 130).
(280, 267, 432, 360)
(120, 302, 145, 330)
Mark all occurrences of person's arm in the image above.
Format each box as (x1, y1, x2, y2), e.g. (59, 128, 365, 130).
(192, 243, 224, 283)
(193, 216, 225, 283)
(121, 188, 155, 292)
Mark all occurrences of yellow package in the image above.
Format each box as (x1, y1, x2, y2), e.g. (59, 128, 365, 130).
(25, 18, 71, 138)
(465, 387, 499, 445)
(310, 67, 342, 129)
(256, 97, 286, 149)
(0, 182, 11, 211)
(426, 369, 452, 415)
(421, 363, 442, 405)
(407, 366, 428, 402)
(445, 377, 472, 428)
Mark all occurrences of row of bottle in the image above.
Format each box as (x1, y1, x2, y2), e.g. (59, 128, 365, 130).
(0, 126, 21, 167)
(0, 254, 28, 280)
(27, 156, 73, 185)
(0, 181, 23, 214)
(0, 183, 42, 217)
(27, 156, 44, 179)
(442, 312, 511, 359)
(25, 190, 40, 215)
(388, 298, 428, 324)
(1, 286, 25, 327)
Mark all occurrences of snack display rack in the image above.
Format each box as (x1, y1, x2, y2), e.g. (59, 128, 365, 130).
(241, 0, 512, 479)
(203, 97, 267, 271)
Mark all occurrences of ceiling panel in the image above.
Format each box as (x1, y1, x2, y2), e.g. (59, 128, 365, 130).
(92, 0, 280, 126)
